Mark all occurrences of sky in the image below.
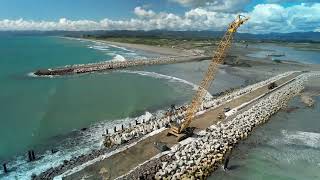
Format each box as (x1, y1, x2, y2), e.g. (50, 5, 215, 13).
(0, 0, 319, 33)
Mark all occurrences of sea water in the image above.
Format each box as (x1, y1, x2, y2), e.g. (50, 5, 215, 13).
(0, 36, 199, 179)
(208, 96, 320, 180)
(0, 35, 292, 179)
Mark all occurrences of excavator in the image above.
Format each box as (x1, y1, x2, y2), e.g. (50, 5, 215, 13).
(167, 15, 249, 141)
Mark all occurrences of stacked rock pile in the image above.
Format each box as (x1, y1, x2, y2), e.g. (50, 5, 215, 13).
(103, 71, 298, 148)
(153, 72, 317, 179)
(202, 71, 297, 109)
(35, 55, 211, 76)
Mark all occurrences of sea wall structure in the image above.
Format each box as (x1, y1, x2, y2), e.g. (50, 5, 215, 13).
(103, 71, 298, 148)
(35, 71, 318, 180)
(33, 56, 210, 76)
(119, 72, 320, 179)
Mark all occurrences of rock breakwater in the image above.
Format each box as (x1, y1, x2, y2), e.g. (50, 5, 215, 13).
(34, 71, 317, 179)
(103, 71, 298, 148)
(34, 56, 210, 76)
(119, 72, 320, 179)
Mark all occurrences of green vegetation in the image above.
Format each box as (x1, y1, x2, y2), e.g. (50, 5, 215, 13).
(85, 35, 219, 51)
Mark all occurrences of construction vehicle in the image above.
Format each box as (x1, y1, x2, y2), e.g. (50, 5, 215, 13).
(268, 82, 277, 90)
(167, 15, 249, 141)
(217, 112, 226, 120)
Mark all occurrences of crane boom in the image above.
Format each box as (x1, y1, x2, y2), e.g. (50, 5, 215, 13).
(168, 15, 249, 140)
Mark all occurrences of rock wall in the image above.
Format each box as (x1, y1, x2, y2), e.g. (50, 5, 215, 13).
(119, 72, 320, 179)
(153, 72, 318, 179)
(103, 71, 298, 148)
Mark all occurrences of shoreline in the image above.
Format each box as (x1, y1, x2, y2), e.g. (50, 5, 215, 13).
(80, 38, 191, 56)
(34, 37, 316, 77)
(3, 35, 320, 179)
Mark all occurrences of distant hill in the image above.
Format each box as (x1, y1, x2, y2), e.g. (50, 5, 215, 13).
(0, 30, 319, 43)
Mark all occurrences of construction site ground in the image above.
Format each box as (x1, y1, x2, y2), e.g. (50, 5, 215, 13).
(65, 72, 301, 179)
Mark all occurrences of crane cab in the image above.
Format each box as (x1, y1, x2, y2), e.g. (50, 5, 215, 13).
(218, 112, 226, 120)
(167, 123, 194, 142)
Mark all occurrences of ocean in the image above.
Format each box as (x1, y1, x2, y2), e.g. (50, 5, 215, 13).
(0, 36, 318, 179)
(0, 36, 199, 179)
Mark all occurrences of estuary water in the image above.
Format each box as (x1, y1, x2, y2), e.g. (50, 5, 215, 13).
(246, 42, 320, 64)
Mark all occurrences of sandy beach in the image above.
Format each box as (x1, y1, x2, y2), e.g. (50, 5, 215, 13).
(88, 39, 189, 56)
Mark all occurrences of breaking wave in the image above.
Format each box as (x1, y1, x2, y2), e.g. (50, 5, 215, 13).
(0, 111, 162, 180)
(111, 54, 126, 62)
(265, 130, 320, 164)
(280, 130, 320, 149)
(118, 70, 212, 99)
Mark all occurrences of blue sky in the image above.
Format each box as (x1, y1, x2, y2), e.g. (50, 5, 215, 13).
(0, 0, 319, 33)
(0, 0, 187, 20)
(0, 0, 300, 20)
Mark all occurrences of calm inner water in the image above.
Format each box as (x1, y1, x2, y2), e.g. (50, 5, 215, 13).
(247, 43, 320, 64)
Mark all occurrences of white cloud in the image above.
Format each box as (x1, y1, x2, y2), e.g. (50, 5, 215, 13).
(0, 3, 319, 33)
(266, 0, 319, 3)
(170, 0, 251, 12)
(247, 3, 320, 33)
(134, 6, 155, 18)
(0, 7, 235, 31)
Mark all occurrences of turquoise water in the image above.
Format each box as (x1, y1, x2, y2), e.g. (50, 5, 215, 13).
(1, 36, 318, 179)
(0, 36, 197, 178)
(209, 96, 320, 180)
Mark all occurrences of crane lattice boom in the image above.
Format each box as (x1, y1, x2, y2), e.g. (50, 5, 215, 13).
(168, 15, 249, 139)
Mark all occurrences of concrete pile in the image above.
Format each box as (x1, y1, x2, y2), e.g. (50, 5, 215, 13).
(153, 72, 316, 179)
(103, 71, 298, 148)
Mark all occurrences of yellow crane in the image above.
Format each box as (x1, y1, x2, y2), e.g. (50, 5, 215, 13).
(168, 15, 249, 141)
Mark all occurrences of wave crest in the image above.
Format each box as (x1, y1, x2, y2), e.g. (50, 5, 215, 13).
(119, 70, 212, 99)
(111, 54, 126, 62)
(281, 130, 320, 148)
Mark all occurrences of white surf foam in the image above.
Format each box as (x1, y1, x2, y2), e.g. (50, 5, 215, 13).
(55, 127, 167, 179)
(107, 44, 134, 52)
(0, 111, 161, 180)
(27, 72, 55, 79)
(27, 72, 37, 77)
(119, 70, 212, 99)
(88, 45, 110, 51)
(65, 37, 133, 53)
(280, 130, 320, 148)
(265, 130, 320, 164)
(110, 54, 126, 62)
